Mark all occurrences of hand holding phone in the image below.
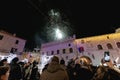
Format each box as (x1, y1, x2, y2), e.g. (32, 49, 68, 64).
(104, 51, 110, 62)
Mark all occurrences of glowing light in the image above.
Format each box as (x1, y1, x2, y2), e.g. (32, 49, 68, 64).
(55, 28, 63, 40)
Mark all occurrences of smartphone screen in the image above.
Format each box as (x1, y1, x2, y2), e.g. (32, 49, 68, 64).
(104, 51, 110, 62)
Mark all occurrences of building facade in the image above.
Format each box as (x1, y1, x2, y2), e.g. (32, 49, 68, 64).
(75, 32, 120, 65)
(40, 36, 78, 65)
(40, 32, 120, 66)
(0, 30, 26, 53)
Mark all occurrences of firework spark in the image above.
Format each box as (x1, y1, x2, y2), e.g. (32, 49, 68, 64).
(44, 9, 74, 42)
(35, 9, 74, 47)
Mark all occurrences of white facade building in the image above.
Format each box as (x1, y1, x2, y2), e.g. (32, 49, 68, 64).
(40, 32, 120, 66)
(75, 33, 120, 65)
(0, 30, 26, 53)
(40, 37, 77, 65)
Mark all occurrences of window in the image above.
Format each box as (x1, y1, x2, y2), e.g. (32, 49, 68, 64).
(92, 54, 95, 59)
(78, 47, 84, 53)
(38, 50, 40, 52)
(15, 49, 17, 52)
(68, 44, 71, 46)
(116, 42, 120, 48)
(57, 50, 59, 54)
(63, 49, 66, 54)
(107, 43, 113, 49)
(15, 40, 19, 44)
(0, 35, 3, 40)
(51, 51, 54, 55)
(97, 44, 103, 50)
(10, 48, 17, 53)
(69, 48, 73, 53)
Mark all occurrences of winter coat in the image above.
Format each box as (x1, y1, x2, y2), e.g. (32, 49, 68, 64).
(8, 62, 23, 80)
(40, 61, 69, 80)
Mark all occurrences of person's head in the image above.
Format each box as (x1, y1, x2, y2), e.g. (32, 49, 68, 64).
(33, 60, 38, 66)
(0, 66, 10, 80)
(51, 56, 59, 63)
(67, 59, 75, 68)
(60, 59, 65, 65)
(2, 59, 8, 66)
(0, 59, 8, 66)
(79, 56, 92, 66)
(11, 57, 19, 63)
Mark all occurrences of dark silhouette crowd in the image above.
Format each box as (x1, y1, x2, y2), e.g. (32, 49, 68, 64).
(0, 57, 40, 80)
(41, 55, 120, 80)
(0, 55, 120, 80)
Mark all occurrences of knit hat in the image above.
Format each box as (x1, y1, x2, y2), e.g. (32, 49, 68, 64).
(51, 56, 59, 63)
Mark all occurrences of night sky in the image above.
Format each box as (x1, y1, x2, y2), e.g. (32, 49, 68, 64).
(0, 0, 120, 50)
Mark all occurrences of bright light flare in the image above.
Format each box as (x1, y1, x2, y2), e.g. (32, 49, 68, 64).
(55, 28, 63, 40)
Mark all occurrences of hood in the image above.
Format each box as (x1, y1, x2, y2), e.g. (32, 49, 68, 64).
(47, 61, 64, 73)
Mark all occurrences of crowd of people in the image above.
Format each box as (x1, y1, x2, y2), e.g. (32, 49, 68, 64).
(0, 57, 40, 80)
(41, 55, 120, 80)
(0, 55, 120, 80)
